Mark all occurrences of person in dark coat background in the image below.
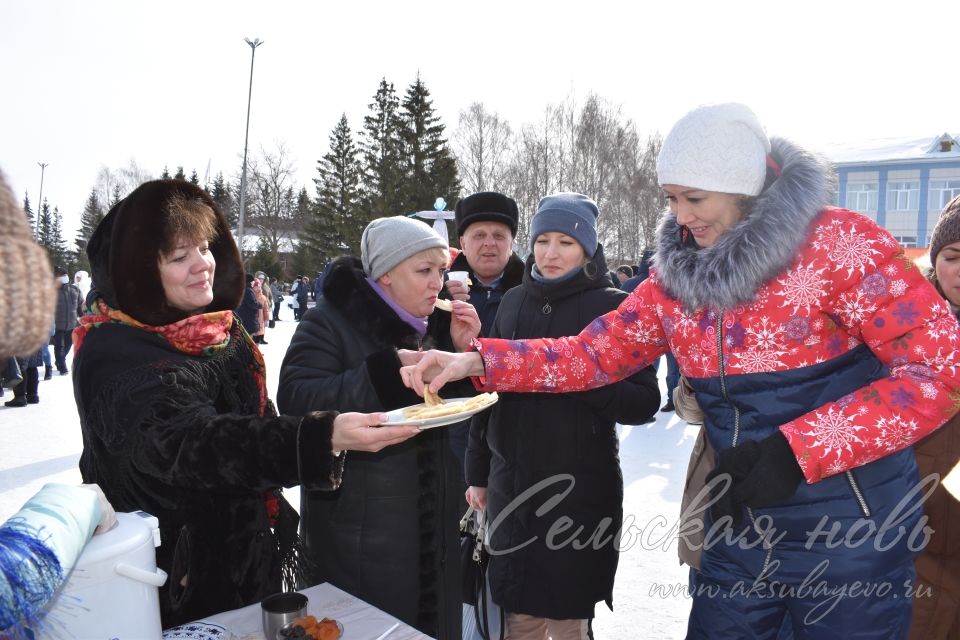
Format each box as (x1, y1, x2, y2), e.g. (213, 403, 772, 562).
(234, 272, 262, 336)
(443, 192, 526, 476)
(71, 180, 418, 628)
(278, 216, 481, 639)
(464, 193, 659, 639)
(52, 264, 82, 375)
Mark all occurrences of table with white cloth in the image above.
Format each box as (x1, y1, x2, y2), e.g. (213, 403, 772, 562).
(163, 582, 432, 640)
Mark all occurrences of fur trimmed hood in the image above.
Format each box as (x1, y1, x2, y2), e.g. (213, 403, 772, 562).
(87, 180, 244, 325)
(653, 138, 835, 311)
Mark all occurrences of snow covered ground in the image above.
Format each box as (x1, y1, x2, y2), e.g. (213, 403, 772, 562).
(0, 302, 695, 638)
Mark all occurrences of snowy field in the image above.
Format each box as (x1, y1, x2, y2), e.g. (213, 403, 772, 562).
(0, 302, 695, 638)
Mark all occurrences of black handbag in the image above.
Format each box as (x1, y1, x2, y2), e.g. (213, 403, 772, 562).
(460, 507, 504, 640)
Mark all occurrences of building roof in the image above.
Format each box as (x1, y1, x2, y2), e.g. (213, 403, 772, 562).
(823, 132, 960, 166)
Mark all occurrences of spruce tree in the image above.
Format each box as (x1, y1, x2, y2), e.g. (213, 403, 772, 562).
(398, 75, 462, 214)
(209, 173, 237, 228)
(189, 169, 200, 185)
(307, 114, 363, 260)
(109, 184, 123, 209)
(174, 166, 186, 181)
(361, 78, 404, 220)
(22, 194, 34, 236)
(75, 189, 105, 272)
(49, 207, 72, 272)
(36, 199, 53, 250)
(161, 166, 171, 180)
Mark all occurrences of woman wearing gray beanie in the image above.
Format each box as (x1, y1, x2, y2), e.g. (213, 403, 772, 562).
(278, 216, 480, 639)
(405, 104, 960, 639)
(464, 193, 659, 638)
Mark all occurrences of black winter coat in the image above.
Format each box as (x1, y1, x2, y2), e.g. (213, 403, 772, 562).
(235, 287, 261, 334)
(445, 251, 525, 470)
(74, 320, 343, 628)
(465, 247, 660, 620)
(277, 256, 471, 640)
(447, 251, 525, 336)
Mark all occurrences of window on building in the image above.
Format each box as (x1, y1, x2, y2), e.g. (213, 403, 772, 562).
(892, 235, 917, 248)
(846, 183, 878, 212)
(929, 179, 960, 212)
(886, 181, 919, 211)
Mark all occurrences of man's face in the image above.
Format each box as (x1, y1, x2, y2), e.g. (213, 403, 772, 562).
(459, 221, 513, 281)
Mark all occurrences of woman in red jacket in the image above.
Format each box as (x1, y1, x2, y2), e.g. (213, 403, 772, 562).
(404, 104, 960, 639)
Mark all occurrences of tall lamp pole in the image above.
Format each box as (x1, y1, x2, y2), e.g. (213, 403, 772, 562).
(237, 37, 263, 259)
(36, 162, 48, 239)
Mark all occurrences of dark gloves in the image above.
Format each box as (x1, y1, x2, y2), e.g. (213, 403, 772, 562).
(707, 431, 804, 528)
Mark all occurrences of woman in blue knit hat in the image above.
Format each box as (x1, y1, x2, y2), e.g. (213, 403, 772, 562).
(464, 193, 660, 639)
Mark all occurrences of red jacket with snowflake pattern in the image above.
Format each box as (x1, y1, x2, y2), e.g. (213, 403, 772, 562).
(473, 207, 960, 484)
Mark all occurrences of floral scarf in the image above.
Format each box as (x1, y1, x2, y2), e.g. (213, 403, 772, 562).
(72, 299, 267, 414)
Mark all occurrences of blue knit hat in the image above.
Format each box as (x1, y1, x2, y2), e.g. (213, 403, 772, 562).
(529, 192, 599, 256)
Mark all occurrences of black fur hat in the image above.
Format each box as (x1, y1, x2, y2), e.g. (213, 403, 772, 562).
(454, 191, 519, 237)
(86, 179, 244, 325)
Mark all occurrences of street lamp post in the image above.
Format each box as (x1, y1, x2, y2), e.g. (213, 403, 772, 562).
(36, 162, 48, 239)
(237, 37, 263, 259)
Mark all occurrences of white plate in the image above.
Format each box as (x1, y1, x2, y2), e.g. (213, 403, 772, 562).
(381, 395, 498, 429)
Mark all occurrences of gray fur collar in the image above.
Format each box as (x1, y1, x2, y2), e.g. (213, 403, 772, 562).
(653, 138, 836, 312)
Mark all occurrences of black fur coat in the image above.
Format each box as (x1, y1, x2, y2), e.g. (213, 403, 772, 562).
(277, 256, 470, 640)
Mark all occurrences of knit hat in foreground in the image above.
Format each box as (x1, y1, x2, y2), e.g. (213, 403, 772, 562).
(361, 216, 448, 281)
(930, 194, 960, 265)
(529, 192, 600, 257)
(657, 103, 772, 196)
(0, 169, 56, 358)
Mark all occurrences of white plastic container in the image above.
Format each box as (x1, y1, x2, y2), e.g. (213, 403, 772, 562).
(33, 511, 167, 639)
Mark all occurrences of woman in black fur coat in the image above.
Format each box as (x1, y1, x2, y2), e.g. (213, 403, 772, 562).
(72, 180, 418, 628)
(278, 216, 481, 639)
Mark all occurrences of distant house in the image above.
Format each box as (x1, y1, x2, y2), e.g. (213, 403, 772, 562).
(823, 133, 960, 249)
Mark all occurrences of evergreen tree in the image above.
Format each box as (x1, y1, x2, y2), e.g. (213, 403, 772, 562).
(49, 207, 72, 272)
(36, 199, 53, 250)
(75, 189, 105, 272)
(398, 75, 462, 212)
(361, 78, 404, 219)
(209, 172, 237, 228)
(22, 194, 34, 236)
(174, 166, 186, 181)
(189, 169, 200, 185)
(110, 184, 123, 209)
(161, 166, 171, 180)
(248, 235, 283, 280)
(306, 114, 363, 260)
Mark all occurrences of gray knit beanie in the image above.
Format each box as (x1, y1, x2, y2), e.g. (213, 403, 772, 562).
(657, 102, 771, 196)
(361, 216, 448, 280)
(929, 194, 960, 265)
(529, 192, 599, 257)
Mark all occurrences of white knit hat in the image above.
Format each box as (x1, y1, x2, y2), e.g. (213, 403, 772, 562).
(361, 216, 448, 281)
(657, 103, 771, 196)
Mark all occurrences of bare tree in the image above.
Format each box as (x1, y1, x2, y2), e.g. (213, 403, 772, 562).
(453, 102, 513, 194)
(245, 143, 299, 256)
(93, 159, 154, 209)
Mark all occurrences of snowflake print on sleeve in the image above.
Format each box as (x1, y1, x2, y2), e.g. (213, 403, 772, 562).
(781, 210, 960, 482)
(473, 286, 668, 394)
